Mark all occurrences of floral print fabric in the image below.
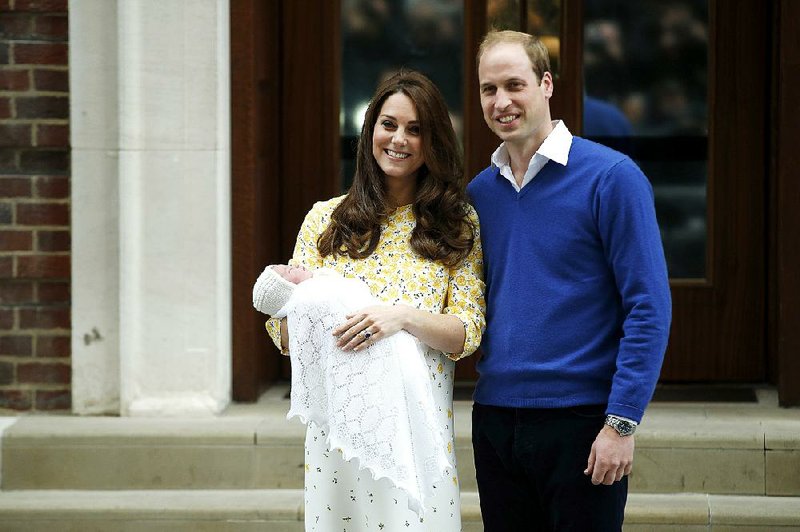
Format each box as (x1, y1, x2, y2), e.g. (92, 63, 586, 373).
(266, 196, 485, 531)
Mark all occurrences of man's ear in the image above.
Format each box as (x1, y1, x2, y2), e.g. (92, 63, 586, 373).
(541, 71, 554, 99)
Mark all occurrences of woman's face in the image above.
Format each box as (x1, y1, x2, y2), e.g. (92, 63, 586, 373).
(371, 92, 425, 182)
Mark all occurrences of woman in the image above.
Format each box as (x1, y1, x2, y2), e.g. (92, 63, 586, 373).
(266, 70, 485, 531)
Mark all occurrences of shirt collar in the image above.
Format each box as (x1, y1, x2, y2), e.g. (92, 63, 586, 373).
(491, 120, 573, 170)
(538, 120, 572, 166)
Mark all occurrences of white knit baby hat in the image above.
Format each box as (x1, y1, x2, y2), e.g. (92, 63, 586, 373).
(252, 266, 296, 317)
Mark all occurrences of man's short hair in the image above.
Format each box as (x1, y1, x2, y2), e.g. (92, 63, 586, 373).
(477, 30, 551, 84)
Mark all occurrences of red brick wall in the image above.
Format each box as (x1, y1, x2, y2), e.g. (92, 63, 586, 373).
(0, 0, 70, 412)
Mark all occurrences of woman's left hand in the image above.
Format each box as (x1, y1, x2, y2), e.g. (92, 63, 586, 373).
(332, 305, 409, 352)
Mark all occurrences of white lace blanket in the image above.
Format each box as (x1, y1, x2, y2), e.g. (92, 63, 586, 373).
(284, 275, 452, 516)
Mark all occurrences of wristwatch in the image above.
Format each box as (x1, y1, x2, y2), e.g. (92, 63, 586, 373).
(605, 415, 637, 436)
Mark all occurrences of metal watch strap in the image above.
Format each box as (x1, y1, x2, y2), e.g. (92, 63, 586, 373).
(605, 415, 636, 436)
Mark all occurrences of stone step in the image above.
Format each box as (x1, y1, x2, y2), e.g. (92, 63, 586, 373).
(3, 386, 799, 496)
(0, 411, 305, 491)
(0, 490, 798, 531)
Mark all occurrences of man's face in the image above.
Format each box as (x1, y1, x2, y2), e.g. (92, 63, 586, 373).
(478, 42, 553, 150)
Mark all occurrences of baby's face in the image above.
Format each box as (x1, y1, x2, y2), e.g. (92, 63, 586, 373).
(272, 264, 313, 284)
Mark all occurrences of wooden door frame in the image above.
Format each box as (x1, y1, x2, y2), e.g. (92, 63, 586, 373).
(231, 0, 280, 401)
(772, 0, 800, 406)
(275, 0, 341, 380)
(230, 0, 340, 400)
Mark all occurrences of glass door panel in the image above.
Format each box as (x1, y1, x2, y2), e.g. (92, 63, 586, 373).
(583, 0, 709, 279)
(488, 0, 522, 29)
(486, 0, 561, 73)
(526, 0, 562, 72)
(340, 0, 465, 191)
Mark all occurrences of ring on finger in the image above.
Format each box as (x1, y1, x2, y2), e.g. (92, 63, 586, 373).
(361, 330, 372, 340)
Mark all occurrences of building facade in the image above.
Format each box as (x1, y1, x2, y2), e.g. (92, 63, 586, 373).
(1, 0, 798, 414)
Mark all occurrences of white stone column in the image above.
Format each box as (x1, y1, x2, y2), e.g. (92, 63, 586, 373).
(70, 0, 121, 415)
(70, 0, 231, 416)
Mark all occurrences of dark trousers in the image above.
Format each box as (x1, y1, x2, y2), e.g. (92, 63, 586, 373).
(472, 402, 627, 532)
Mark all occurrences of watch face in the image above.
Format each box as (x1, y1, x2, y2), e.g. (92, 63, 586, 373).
(617, 420, 634, 436)
(607, 416, 635, 436)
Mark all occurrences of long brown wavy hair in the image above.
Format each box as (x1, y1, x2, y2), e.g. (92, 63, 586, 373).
(317, 70, 475, 268)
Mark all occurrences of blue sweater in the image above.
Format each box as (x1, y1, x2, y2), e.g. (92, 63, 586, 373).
(467, 137, 671, 422)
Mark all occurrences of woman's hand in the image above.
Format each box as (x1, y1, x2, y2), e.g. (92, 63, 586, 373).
(332, 304, 466, 354)
(332, 305, 410, 352)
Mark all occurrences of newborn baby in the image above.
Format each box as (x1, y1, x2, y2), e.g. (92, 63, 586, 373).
(252, 264, 452, 516)
(252, 263, 314, 317)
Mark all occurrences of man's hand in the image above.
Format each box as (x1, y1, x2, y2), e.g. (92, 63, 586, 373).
(583, 425, 634, 485)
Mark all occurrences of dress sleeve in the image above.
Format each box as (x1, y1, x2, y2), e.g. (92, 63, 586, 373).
(265, 202, 329, 353)
(443, 206, 486, 361)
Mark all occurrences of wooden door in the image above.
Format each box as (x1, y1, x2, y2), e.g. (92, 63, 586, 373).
(465, 0, 768, 382)
(662, 0, 767, 380)
(231, 0, 770, 399)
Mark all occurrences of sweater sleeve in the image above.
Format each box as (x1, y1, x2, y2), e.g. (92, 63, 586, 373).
(595, 159, 672, 422)
(443, 206, 486, 361)
(265, 202, 328, 354)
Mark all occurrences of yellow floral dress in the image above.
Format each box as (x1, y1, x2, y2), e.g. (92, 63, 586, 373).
(266, 196, 485, 532)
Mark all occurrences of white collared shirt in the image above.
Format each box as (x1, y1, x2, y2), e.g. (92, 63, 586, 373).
(490, 120, 573, 192)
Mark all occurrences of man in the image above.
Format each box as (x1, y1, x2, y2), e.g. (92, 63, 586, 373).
(467, 30, 671, 531)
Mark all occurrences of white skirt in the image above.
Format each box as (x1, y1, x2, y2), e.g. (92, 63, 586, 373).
(301, 353, 461, 532)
